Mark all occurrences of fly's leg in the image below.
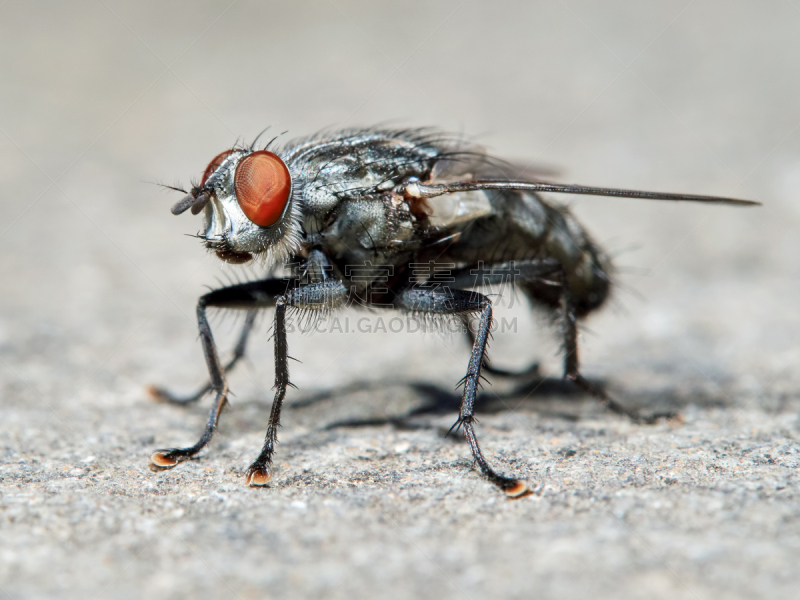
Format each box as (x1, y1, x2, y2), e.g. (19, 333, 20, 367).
(558, 281, 637, 420)
(245, 280, 348, 486)
(148, 310, 258, 405)
(464, 326, 539, 379)
(393, 287, 528, 497)
(556, 274, 676, 423)
(449, 260, 562, 380)
(149, 279, 293, 469)
(455, 259, 667, 420)
(150, 296, 234, 468)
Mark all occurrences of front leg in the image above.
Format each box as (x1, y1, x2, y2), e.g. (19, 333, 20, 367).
(392, 287, 529, 497)
(245, 280, 348, 486)
(148, 309, 258, 405)
(149, 279, 293, 469)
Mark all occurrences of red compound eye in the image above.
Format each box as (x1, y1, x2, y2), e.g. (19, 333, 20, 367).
(233, 150, 292, 227)
(201, 150, 233, 185)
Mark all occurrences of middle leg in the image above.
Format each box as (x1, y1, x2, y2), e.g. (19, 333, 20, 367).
(450, 259, 562, 379)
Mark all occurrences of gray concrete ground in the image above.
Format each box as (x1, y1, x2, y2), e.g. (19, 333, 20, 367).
(2, 1, 800, 599)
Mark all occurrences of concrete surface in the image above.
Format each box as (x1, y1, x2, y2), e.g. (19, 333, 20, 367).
(2, 1, 800, 599)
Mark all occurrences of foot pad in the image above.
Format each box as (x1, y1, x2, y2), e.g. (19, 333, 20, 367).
(246, 467, 272, 486)
(150, 451, 179, 469)
(503, 480, 530, 498)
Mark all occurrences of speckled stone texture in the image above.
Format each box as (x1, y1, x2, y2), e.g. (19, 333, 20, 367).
(1, 2, 799, 599)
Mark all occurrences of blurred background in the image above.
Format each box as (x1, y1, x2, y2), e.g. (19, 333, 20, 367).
(1, 1, 799, 599)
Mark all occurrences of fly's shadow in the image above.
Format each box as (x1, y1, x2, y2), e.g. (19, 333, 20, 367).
(277, 374, 722, 434)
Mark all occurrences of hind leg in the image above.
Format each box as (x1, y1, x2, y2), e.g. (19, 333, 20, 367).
(452, 259, 673, 422)
(552, 271, 675, 423)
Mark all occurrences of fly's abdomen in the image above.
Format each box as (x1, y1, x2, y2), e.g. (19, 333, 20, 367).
(538, 201, 611, 315)
(438, 189, 612, 315)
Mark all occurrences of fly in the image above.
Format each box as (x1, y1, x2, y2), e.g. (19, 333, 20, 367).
(148, 127, 758, 497)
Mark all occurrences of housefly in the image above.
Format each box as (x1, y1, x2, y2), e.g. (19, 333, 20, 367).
(149, 128, 758, 497)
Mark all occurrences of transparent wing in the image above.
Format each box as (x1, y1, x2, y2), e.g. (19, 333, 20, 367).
(425, 189, 494, 227)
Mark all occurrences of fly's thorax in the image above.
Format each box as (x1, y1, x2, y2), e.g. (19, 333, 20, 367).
(300, 163, 415, 234)
(319, 196, 417, 267)
(300, 162, 358, 231)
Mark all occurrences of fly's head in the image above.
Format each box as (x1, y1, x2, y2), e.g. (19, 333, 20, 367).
(171, 148, 301, 265)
